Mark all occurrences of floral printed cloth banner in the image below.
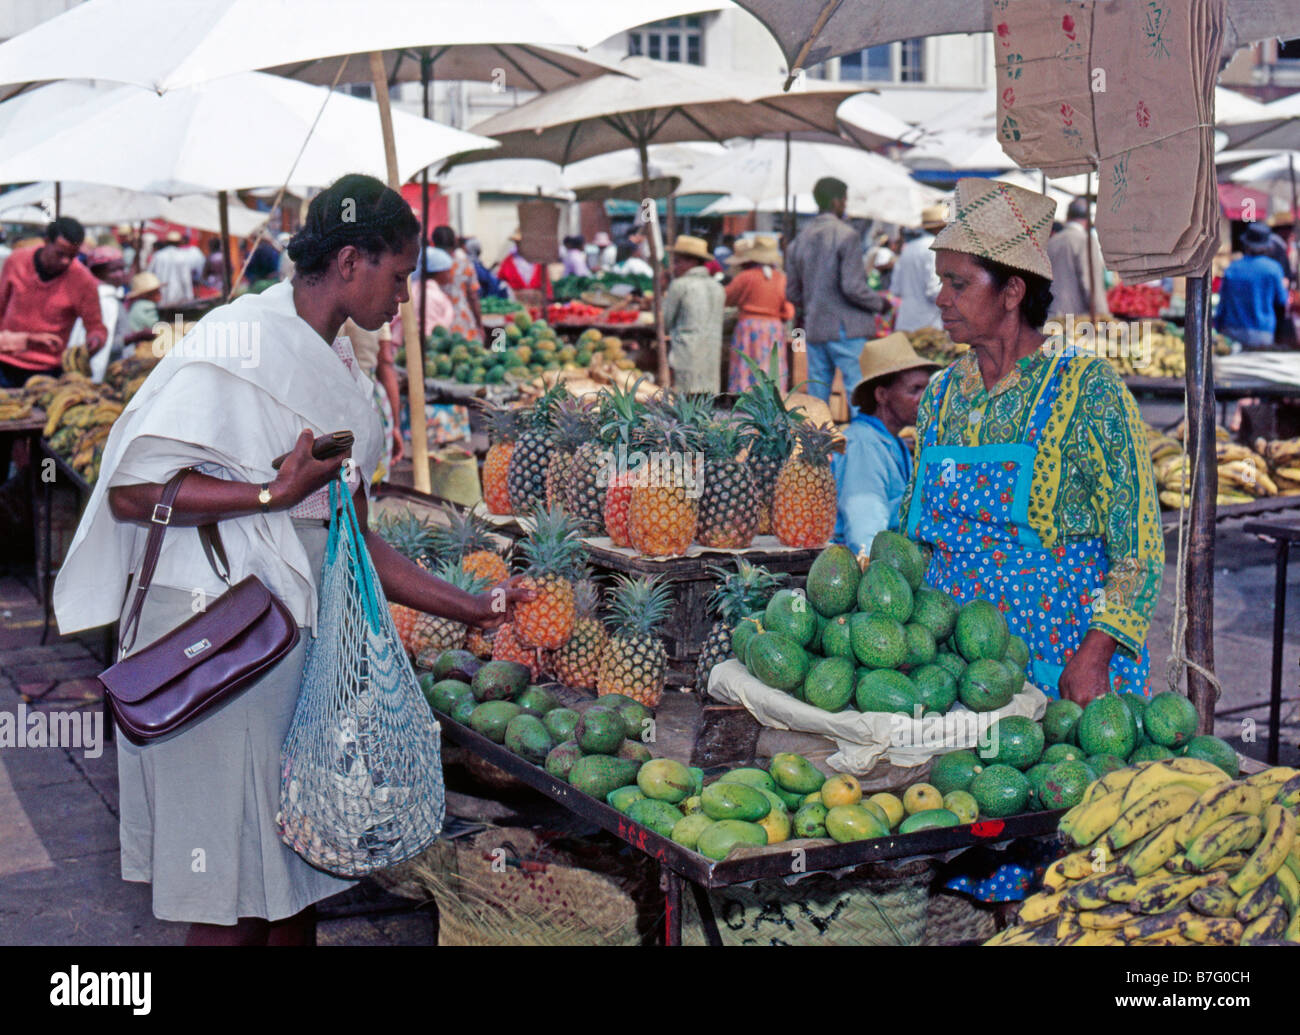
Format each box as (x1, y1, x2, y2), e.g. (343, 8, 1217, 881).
(991, 0, 1226, 281)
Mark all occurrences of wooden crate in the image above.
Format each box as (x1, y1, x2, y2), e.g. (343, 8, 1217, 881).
(582, 540, 817, 687)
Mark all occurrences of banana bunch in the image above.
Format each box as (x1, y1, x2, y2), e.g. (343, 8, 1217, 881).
(987, 761, 1300, 946)
(906, 328, 968, 367)
(69, 424, 113, 484)
(1254, 437, 1300, 496)
(61, 343, 92, 377)
(0, 389, 35, 423)
(42, 382, 106, 437)
(1148, 422, 1288, 508)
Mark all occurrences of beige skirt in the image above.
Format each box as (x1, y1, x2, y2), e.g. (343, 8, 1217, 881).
(115, 519, 355, 925)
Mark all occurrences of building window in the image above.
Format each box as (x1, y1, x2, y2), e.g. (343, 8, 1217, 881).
(833, 39, 925, 84)
(627, 16, 705, 64)
(1279, 38, 1300, 61)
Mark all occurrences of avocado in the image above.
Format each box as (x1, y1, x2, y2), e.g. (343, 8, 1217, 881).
(574, 707, 626, 755)
(626, 798, 685, 838)
(503, 713, 554, 764)
(450, 695, 477, 725)
(471, 660, 531, 702)
(566, 754, 640, 800)
(468, 700, 523, 743)
(542, 707, 580, 742)
(606, 785, 647, 814)
(598, 694, 655, 741)
(424, 678, 473, 715)
(515, 686, 559, 715)
(616, 739, 653, 765)
(544, 740, 584, 782)
(431, 649, 484, 684)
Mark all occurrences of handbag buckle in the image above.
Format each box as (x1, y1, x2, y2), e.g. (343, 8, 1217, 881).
(151, 503, 173, 525)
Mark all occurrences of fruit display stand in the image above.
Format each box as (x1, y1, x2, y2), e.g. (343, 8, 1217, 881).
(0, 406, 46, 579)
(428, 699, 1064, 946)
(1242, 516, 1300, 766)
(580, 538, 820, 687)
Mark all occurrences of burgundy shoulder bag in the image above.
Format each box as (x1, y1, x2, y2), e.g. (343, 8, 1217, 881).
(99, 468, 301, 744)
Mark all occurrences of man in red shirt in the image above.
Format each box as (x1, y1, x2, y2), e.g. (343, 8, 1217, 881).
(0, 217, 107, 388)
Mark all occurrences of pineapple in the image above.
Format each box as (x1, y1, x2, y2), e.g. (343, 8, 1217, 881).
(772, 422, 839, 549)
(465, 626, 494, 659)
(696, 419, 759, 549)
(693, 560, 787, 690)
(371, 509, 436, 655)
(549, 575, 607, 690)
(596, 377, 648, 546)
(626, 407, 702, 557)
(735, 357, 800, 536)
(513, 505, 588, 650)
(491, 622, 544, 681)
(428, 503, 510, 586)
(507, 383, 565, 515)
(597, 574, 674, 707)
(567, 378, 643, 537)
(481, 402, 522, 515)
(545, 395, 597, 513)
(413, 560, 491, 666)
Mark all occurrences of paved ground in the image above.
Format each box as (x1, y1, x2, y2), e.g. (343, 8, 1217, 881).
(1, 478, 1296, 945)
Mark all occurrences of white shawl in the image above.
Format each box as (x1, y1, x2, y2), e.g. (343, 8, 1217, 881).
(54, 281, 383, 635)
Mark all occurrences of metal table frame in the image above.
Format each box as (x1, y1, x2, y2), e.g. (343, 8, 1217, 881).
(1243, 517, 1300, 765)
(434, 708, 1064, 946)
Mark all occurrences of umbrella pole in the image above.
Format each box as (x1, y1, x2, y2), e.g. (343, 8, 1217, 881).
(1183, 272, 1217, 732)
(641, 137, 669, 388)
(217, 190, 233, 300)
(370, 50, 431, 495)
(1086, 171, 1097, 325)
(1290, 153, 1298, 219)
(784, 131, 793, 244)
(54, 181, 61, 219)
(420, 52, 432, 357)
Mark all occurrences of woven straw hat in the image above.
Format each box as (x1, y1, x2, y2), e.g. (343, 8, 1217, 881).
(850, 332, 939, 411)
(920, 204, 947, 231)
(126, 271, 162, 299)
(671, 234, 712, 262)
(930, 178, 1056, 281)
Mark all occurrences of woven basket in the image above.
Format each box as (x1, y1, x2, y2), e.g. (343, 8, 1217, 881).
(408, 827, 643, 946)
(682, 860, 933, 947)
(923, 890, 998, 946)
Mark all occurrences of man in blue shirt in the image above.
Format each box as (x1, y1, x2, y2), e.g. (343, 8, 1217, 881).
(1215, 222, 1288, 349)
(831, 332, 938, 558)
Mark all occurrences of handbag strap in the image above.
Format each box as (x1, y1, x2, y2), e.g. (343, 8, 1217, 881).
(118, 468, 232, 658)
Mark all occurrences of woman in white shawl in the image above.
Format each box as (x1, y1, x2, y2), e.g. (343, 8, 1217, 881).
(54, 175, 530, 946)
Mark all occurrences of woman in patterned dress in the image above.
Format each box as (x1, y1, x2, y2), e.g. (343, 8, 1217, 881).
(898, 179, 1164, 706)
(430, 225, 483, 342)
(724, 236, 793, 393)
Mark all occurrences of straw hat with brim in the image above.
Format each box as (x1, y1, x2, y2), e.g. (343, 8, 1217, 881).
(930, 178, 1056, 281)
(671, 235, 712, 262)
(920, 204, 947, 231)
(850, 332, 940, 412)
(1269, 212, 1295, 229)
(126, 272, 162, 299)
(744, 236, 782, 266)
(165, 230, 183, 244)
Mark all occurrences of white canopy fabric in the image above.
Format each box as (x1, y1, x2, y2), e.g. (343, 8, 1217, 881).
(1219, 92, 1300, 154)
(0, 0, 734, 97)
(677, 139, 944, 225)
(562, 143, 731, 193)
(0, 181, 269, 235)
(457, 57, 873, 168)
(437, 159, 575, 200)
(728, 1, 1300, 76)
(0, 72, 497, 195)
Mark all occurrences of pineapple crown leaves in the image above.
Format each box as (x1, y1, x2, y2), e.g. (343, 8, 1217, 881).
(517, 504, 589, 580)
(633, 409, 704, 456)
(789, 421, 841, 469)
(705, 559, 788, 622)
(432, 557, 492, 594)
(572, 573, 603, 618)
(371, 509, 436, 564)
(479, 400, 524, 442)
(700, 418, 745, 463)
(663, 390, 715, 432)
(523, 382, 569, 433)
(550, 393, 599, 450)
(428, 503, 500, 560)
(734, 361, 804, 461)
(604, 573, 674, 639)
(596, 376, 648, 448)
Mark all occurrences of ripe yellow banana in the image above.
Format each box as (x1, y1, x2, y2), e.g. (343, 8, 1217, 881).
(1228, 804, 1296, 895)
(1129, 871, 1227, 916)
(1120, 759, 1223, 813)
(1234, 875, 1281, 924)
(1077, 903, 1133, 931)
(1189, 883, 1239, 918)
(1107, 867, 1178, 905)
(1175, 781, 1263, 848)
(1275, 860, 1300, 913)
(1169, 851, 1248, 874)
(1065, 871, 1127, 910)
(1058, 849, 1097, 881)
(1109, 784, 1203, 851)
(1272, 773, 1300, 807)
(1124, 910, 1195, 942)
(1179, 915, 1243, 945)
(1120, 822, 1180, 877)
(1185, 814, 1264, 872)
(1245, 766, 1299, 797)
(1017, 891, 1066, 924)
(1240, 899, 1289, 944)
(1068, 787, 1125, 847)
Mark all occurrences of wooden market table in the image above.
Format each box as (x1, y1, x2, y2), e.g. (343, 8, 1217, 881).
(431, 702, 1064, 946)
(1242, 516, 1300, 765)
(1126, 373, 1299, 429)
(1160, 494, 1300, 533)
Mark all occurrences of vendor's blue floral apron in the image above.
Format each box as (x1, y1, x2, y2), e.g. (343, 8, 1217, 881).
(906, 354, 1151, 700)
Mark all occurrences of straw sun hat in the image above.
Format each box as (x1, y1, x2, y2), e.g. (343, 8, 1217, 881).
(930, 177, 1056, 281)
(126, 271, 162, 299)
(670, 235, 712, 262)
(920, 204, 947, 231)
(736, 235, 781, 266)
(850, 332, 940, 412)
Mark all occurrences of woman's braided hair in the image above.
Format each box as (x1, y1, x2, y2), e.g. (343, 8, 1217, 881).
(288, 173, 420, 280)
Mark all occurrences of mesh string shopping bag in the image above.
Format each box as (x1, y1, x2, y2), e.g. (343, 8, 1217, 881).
(278, 473, 446, 876)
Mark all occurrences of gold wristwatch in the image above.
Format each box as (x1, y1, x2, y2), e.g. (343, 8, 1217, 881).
(258, 482, 273, 513)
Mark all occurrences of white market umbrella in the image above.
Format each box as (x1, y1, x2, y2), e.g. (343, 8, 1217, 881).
(561, 142, 730, 199)
(728, 1, 1300, 84)
(0, 73, 496, 196)
(1219, 92, 1300, 154)
(674, 139, 942, 225)
(437, 159, 575, 200)
(0, 0, 735, 97)
(0, 181, 269, 236)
